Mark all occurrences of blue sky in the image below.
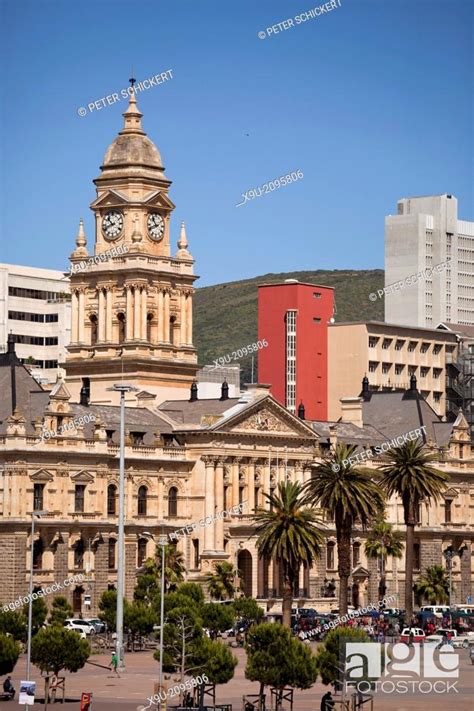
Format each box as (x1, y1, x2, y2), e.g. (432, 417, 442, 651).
(1, 0, 472, 286)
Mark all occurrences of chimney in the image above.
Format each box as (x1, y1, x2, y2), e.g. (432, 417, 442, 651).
(190, 380, 198, 402)
(339, 396, 364, 428)
(220, 380, 229, 401)
(298, 401, 305, 420)
(80, 386, 90, 407)
(361, 375, 370, 400)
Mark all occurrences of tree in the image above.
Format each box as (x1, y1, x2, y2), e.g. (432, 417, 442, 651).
(134, 559, 160, 605)
(314, 626, 369, 688)
(253, 481, 324, 627)
(205, 562, 237, 601)
(190, 637, 237, 685)
(22, 590, 48, 634)
(124, 600, 157, 649)
(0, 633, 21, 675)
(201, 603, 235, 638)
(305, 444, 385, 615)
(31, 627, 90, 696)
(232, 597, 264, 626)
(245, 623, 317, 709)
(98, 589, 117, 632)
(414, 565, 450, 605)
(365, 519, 404, 599)
(155, 545, 185, 592)
(0, 609, 27, 641)
(176, 582, 205, 606)
(379, 439, 449, 618)
(49, 596, 74, 627)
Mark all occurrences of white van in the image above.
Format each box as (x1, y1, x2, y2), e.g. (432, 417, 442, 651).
(420, 605, 450, 618)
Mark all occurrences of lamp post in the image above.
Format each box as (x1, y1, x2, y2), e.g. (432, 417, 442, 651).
(107, 383, 138, 672)
(157, 534, 168, 701)
(26, 510, 48, 697)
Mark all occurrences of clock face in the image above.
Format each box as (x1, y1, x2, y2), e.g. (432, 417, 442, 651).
(102, 211, 123, 240)
(147, 213, 165, 241)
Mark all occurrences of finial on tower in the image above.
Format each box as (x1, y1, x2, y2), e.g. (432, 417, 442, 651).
(76, 218, 87, 248)
(121, 74, 144, 135)
(176, 221, 192, 259)
(131, 214, 143, 244)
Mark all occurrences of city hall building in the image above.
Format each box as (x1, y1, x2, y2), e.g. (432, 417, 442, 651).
(0, 91, 473, 615)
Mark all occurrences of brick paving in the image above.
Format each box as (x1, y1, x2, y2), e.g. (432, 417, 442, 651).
(2, 645, 473, 710)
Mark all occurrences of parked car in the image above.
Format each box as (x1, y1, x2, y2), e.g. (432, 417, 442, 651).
(400, 627, 425, 644)
(420, 605, 450, 618)
(64, 618, 95, 636)
(85, 617, 106, 633)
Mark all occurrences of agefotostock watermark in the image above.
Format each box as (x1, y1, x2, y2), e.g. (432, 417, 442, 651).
(258, 1, 342, 39)
(345, 641, 459, 695)
(236, 171, 303, 207)
(211, 340, 268, 368)
(77, 70, 173, 117)
(169, 502, 247, 543)
(70, 244, 129, 274)
(144, 674, 209, 709)
(2, 574, 85, 613)
(300, 595, 397, 641)
(332, 426, 427, 472)
(35, 414, 96, 444)
(369, 258, 451, 302)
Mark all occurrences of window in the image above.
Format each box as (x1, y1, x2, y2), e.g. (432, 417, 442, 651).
(285, 310, 297, 412)
(44, 360, 58, 369)
(117, 313, 126, 344)
(12, 334, 44, 345)
(8, 286, 60, 300)
(45, 314, 59, 323)
(368, 337, 378, 348)
(168, 487, 178, 517)
(434, 392, 441, 403)
(382, 363, 391, 374)
(193, 539, 200, 569)
(433, 368, 442, 379)
(137, 539, 148, 567)
(33, 483, 44, 511)
(130, 431, 145, 445)
(395, 340, 405, 351)
(414, 543, 421, 570)
(90, 315, 98, 345)
(137, 486, 148, 516)
(106, 430, 115, 445)
(433, 344, 442, 355)
(408, 366, 417, 376)
(408, 341, 417, 352)
(107, 484, 117, 516)
(382, 339, 392, 350)
(353, 542, 361, 567)
(368, 361, 378, 373)
(9, 311, 59, 323)
(420, 343, 430, 353)
(74, 485, 85, 513)
(108, 539, 116, 569)
(395, 364, 404, 375)
(420, 367, 430, 378)
(445, 499, 452, 524)
(313, 292, 321, 298)
(313, 317, 321, 324)
(32, 538, 44, 570)
(327, 542, 335, 569)
(45, 337, 58, 346)
(74, 538, 84, 569)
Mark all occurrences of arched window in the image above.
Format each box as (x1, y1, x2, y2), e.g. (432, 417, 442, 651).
(168, 487, 178, 517)
(147, 312, 153, 342)
(107, 484, 117, 516)
(117, 313, 126, 344)
(137, 539, 148, 568)
(90, 315, 98, 345)
(33, 538, 44, 570)
(327, 541, 335, 570)
(74, 538, 85, 569)
(108, 539, 116, 569)
(138, 486, 148, 516)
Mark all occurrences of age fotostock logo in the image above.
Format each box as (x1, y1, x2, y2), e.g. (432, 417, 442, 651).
(345, 642, 459, 695)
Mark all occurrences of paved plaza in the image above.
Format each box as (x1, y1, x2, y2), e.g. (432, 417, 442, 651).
(3, 645, 473, 711)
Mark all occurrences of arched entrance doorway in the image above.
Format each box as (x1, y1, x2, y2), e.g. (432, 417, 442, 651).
(237, 550, 253, 597)
(72, 586, 84, 614)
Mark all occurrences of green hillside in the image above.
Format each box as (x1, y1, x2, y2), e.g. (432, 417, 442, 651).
(193, 269, 384, 383)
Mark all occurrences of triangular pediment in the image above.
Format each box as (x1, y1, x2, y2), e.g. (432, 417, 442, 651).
(30, 469, 54, 482)
(352, 564, 370, 579)
(211, 396, 316, 438)
(70, 470, 94, 483)
(90, 189, 129, 209)
(142, 190, 175, 210)
(50, 380, 71, 401)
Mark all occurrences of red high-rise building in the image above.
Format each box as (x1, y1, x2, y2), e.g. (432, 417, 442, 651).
(258, 280, 334, 420)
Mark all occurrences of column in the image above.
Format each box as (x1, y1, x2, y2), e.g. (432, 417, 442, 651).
(186, 294, 193, 345)
(203, 458, 215, 552)
(141, 287, 147, 340)
(164, 290, 170, 342)
(78, 290, 85, 343)
(133, 286, 140, 339)
(105, 288, 113, 342)
(263, 458, 271, 510)
(248, 460, 255, 513)
(71, 291, 78, 343)
(158, 289, 164, 342)
(215, 459, 225, 552)
(125, 285, 133, 341)
(232, 459, 240, 508)
(180, 292, 187, 345)
(158, 478, 164, 520)
(98, 288, 106, 342)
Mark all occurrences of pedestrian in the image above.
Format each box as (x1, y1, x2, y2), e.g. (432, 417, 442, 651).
(2, 676, 15, 700)
(321, 690, 335, 710)
(110, 651, 120, 677)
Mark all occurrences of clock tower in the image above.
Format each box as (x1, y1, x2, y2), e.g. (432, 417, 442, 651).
(64, 88, 199, 405)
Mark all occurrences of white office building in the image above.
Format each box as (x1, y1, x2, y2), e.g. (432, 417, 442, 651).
(385, 194, 474, 328)
(0, 263, 71, 383)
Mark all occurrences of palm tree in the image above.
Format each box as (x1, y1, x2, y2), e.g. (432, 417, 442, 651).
(415, 565, 449, 605)
(305, 443, 385, 615)
(379, 439, 449, 619)
(365, 519, 404, 599)
(252, 480, 324, 628)
(205, 561, 237, 601)
(155, 544, 185, 592)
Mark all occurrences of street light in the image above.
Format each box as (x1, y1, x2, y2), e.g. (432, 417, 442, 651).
(443, 545, 467, 610)
(157, 533, 168, 702)
(26, 510, 48, 698)
(107, 383, 138, 672)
